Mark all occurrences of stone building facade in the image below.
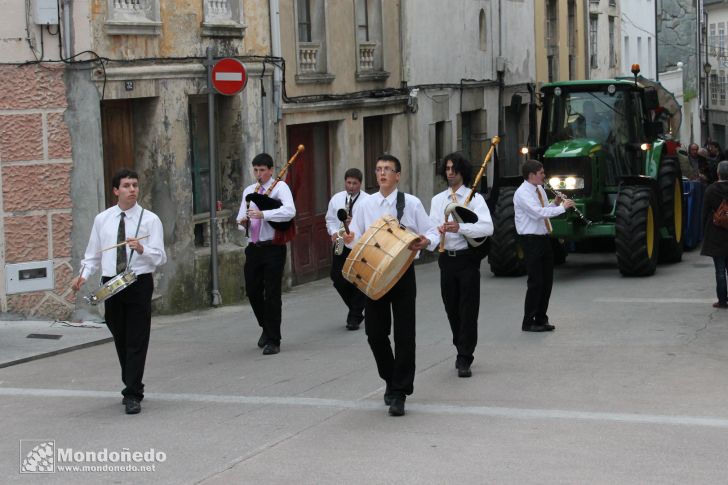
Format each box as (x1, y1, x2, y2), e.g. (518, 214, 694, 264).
(1, 0, 278, 319)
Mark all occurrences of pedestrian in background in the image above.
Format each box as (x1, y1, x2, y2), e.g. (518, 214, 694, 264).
(701, 160, 728, 309)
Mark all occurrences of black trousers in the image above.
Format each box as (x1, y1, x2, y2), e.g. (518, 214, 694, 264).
(244, 243, 286, 345)
(364, 264, 416, 397)
(520, 235, 554, 327)
(438, 250, 481, 367)
(103, 273, 153, 401)
(330, 246, 366, 324)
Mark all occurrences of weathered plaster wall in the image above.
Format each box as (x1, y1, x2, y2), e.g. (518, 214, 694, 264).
(279, 0, 402, 97)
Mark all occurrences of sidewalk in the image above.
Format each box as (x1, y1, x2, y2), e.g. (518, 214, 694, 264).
(0, 319, 112, 369)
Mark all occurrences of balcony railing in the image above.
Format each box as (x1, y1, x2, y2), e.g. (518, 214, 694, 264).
(193, 210, 233, 248)
(298, 42, 321, 74)
(202, 0, 246, 37)
(106, 0, 161, 35)
(358, 42, 377, 71)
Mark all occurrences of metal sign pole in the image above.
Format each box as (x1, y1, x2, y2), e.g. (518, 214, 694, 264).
(206, 47, 222, 307)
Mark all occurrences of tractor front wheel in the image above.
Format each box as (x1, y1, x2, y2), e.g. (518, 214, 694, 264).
(657, 157, 685, 263)
(615, 185, 659, 276)
(488, 187, 526, 276)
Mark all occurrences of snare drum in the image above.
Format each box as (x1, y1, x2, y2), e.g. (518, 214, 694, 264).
(84, 271, 137, 306)
(342, 215, 419, 300)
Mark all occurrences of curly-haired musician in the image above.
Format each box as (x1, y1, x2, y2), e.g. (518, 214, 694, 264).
(237, 153, 296, 356)
(427, 153, 493, 378)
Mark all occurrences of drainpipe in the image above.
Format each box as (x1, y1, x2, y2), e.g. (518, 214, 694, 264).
(269, 0, 282, 122)
(497, 0, 505, 136)
(206, 47, 222, 307)
(61, 0, 73, 59)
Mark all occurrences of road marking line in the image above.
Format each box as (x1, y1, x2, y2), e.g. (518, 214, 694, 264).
(1, 387, 727, 429)
(594, 298, 714, 304)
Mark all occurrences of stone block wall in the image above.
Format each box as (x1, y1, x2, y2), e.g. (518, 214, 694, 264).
(0, 64, 75, 319)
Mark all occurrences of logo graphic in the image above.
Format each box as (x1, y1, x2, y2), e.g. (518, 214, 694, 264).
(20, 440, 55, 473)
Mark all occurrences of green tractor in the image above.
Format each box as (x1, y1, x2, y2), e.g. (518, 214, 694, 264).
(489, 75, 684, 276)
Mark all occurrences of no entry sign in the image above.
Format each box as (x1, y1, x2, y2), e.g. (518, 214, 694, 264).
(211, 58, 247, 96)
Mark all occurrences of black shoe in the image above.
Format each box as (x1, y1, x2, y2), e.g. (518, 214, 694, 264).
(125, 398, 141, 415)
(537, 322, 556, 330)
(522, 324, 553, 332)
(383, 385, 395, 406)
(345, 321, 360, 330)
(457, 365, 472, 378)
(388, 398, 405, 416)
(257, 331, 268, 349)
(262, 344, 280, 355)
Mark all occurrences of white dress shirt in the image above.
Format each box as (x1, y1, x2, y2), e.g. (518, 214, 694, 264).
(426, 185, 494, 251)
(347, 189, 436, 256)
(236, 179, 296, 242)
(325, 190, 370, 236)
(513, 180, 566, 235)
(80, 203, 167, 279)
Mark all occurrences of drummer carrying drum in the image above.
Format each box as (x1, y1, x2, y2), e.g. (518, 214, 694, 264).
(71, 168, 167, 415)
(343, 155, 435, 417)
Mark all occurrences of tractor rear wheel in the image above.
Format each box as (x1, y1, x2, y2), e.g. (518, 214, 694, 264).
(657, 157, 685, 263)
(488, 187, 526, 276)
(615, 185, 659, 276)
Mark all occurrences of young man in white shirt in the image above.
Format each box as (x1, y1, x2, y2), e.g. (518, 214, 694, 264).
(237, 153, 296, 356)
(325, 168, 370, 330)
(513, 159, 574, 332)
(427, 152, 493, 377)
(344, 155, 435, 416)
(71, 169, 167, 415)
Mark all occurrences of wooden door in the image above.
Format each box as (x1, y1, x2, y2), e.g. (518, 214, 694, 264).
(287, 123, 331, 284)
(101, 100, 135, 207)
(363, 116, 384, 193)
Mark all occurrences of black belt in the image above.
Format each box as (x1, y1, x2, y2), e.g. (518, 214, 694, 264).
(248, 240, 274, 247)
(440, 248, 471, 257)
(520, 234, 550, 239)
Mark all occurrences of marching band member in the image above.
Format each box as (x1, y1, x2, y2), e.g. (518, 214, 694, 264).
(237, 153, 296, 356)
(344, 155, 435, 417)
(514, 159, 574, 332)
(71, 169, 167, 415)
(325, 168, 370, 330)
(426, 153, 493, 378)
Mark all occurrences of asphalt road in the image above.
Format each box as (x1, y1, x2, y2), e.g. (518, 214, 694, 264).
(1, 249, 726, 484)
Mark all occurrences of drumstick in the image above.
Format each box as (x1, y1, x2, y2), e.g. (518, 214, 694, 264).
(96, 235, 150, 253)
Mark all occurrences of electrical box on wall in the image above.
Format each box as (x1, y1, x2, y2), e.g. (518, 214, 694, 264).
(5, 261, 55, 294)
(33, 0, 59, 25)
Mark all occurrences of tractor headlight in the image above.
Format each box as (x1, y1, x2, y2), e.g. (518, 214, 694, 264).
(549, 176, 584, 190)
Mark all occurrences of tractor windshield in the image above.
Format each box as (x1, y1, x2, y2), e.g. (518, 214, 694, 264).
(542, 89, 631, 147)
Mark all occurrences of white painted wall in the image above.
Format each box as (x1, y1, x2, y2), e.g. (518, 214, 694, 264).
(0, 0, 62, 62)
(401, 0, 535, 206)
(621, 0, 656, 80)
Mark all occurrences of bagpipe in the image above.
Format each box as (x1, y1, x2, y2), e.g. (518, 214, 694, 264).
(245, 144, 304, 244)
(438, 136, 500, 256)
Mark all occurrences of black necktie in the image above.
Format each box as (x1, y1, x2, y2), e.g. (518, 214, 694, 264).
(116, 212, 127, 273)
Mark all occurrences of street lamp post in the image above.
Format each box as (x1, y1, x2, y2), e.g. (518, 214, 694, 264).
(705, 61, 712, 143)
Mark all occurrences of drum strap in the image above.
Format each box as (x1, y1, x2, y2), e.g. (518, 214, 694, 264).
(125, 208, 145, 271)
(396, 191, 405, 223)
